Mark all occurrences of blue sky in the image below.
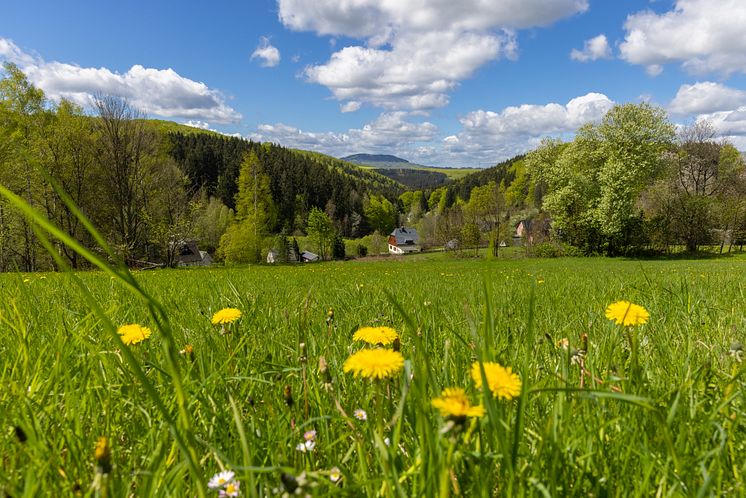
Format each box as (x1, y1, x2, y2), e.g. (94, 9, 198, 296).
(2, 0, 746, 167)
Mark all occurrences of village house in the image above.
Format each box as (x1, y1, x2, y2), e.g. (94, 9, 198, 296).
(388, 227, 421, 254)
(301, 250, 320, 262)
(176, 240, 213, 267)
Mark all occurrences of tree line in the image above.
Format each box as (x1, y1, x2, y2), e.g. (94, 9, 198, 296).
(403, 103, 746, 257)
(3, 59, 745, 271)
(0, 63, 404, 271)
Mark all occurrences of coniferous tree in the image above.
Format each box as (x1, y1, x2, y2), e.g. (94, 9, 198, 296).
(218, 151, 276, 263)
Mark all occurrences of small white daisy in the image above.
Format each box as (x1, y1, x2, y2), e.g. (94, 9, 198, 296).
(303, 430, 316, 442)
(353, 409, 367, 421)
(329, 467, 342, 483)
(219, 480, 241, 497)
(208, 470, 235, 489)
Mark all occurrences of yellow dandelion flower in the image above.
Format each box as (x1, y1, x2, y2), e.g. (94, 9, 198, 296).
(471, 361, 522, 400)
(94, 436, 112, 473)
(211, 308, 242, 325)
(117, 324, 152, 346)
(343, 349, 404, 380)
(431, 387, 484, 418)
(352, 326, 399, 346)
(605, 300, 649, 326)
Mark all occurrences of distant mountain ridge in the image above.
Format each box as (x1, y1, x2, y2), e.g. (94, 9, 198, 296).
(342, 153, 411, 164)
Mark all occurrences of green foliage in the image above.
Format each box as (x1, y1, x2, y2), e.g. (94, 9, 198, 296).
(332, 233, 346, 260)
(192, 195, 234, 253)
(306, 207, 334, 260)
(363, 194, 397, 234)
(531, 242, 564, 258)
(460, 221, 481, 255)
(218, 152, 275, 263)
(528, 103, 676, 254)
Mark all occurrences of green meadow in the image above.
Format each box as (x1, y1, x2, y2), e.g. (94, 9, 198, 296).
(1, 255, 745, 496)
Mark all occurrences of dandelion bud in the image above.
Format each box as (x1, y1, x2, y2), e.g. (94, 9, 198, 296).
(179, 344, 195, 362)
(299, 342, 307, 364)
(13, 425, 27, 443)
(94, 436, 112, 474)
(283, 385, 294, 408)
(318, 356, 328, 375)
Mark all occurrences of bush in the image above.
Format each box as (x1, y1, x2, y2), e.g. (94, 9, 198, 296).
(356, 244, 368, 257)
(532, 242, 564, 258)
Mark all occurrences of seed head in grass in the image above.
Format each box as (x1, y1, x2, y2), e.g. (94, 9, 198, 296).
(211, 308, 242, 325)
(352, 326, 399, 346)
(470, 361, 522, 400)
(343, 349, 404, 380)
(208, 470, 235, 489)
(431, 387, 485, 419)
(605, 301, 649, 326)
(117, 324, 152, 346)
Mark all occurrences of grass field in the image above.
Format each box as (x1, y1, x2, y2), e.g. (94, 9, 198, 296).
(1, 254, 745, 496)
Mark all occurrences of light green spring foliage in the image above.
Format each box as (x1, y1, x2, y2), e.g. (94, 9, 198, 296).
(1, 255, 745, 496)
(527, 103, 676, 245)
(219, 151, 276, 264)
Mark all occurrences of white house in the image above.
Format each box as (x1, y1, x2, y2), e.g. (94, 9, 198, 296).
(388, 227, 421, 254)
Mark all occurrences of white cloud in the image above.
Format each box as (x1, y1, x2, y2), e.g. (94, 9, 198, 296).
(570, 34, 611, 62)
(669, 82, 746, 116)
(251, 37, 281, 68)
(251, 93, 616, 167)
(340, 101, 361, 113)
(443, 92, 615, 164)
(251, 111, 437, 158)
(184, 120, 211, 130)
(696, 108, 746, 146)
(0, 38, 241, 123)
(278, 0, 588, 110)
(620, 0, 746, 75)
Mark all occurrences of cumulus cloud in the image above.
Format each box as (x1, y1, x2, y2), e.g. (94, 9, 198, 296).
(0, 38, 241, 123)
(620, 0, 746, 75)
(340, 101, 361, 113)
(278, 0, 588, 110)
(669, 82, 746, 116)
(251, 37, 281, 67)
(443, 93, 615, 164)
(251, 111, 437, 158)
(251, 93, 616, 167)
(570, 34, 611, 62)
(694, 108, 746, 150)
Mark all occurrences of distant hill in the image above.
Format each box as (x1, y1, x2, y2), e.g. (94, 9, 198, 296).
(341, 153, 481, 185)
(343, 153, 410, 165)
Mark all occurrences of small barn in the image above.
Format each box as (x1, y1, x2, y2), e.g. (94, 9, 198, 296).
(388, 227, 421, 254)
(301, 250, 320, 263)
(177, 240, 213, 267)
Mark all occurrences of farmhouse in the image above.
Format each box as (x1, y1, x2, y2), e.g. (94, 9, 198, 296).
(388, 227, 421, 254)
(176, 240, 213, 267)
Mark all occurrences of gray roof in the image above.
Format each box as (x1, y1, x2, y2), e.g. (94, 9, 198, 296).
(177, 240, 204, 263)
(390, 227, 420, 245)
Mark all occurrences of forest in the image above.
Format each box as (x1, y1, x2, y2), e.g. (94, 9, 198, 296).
(2, 61, 746, 271)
